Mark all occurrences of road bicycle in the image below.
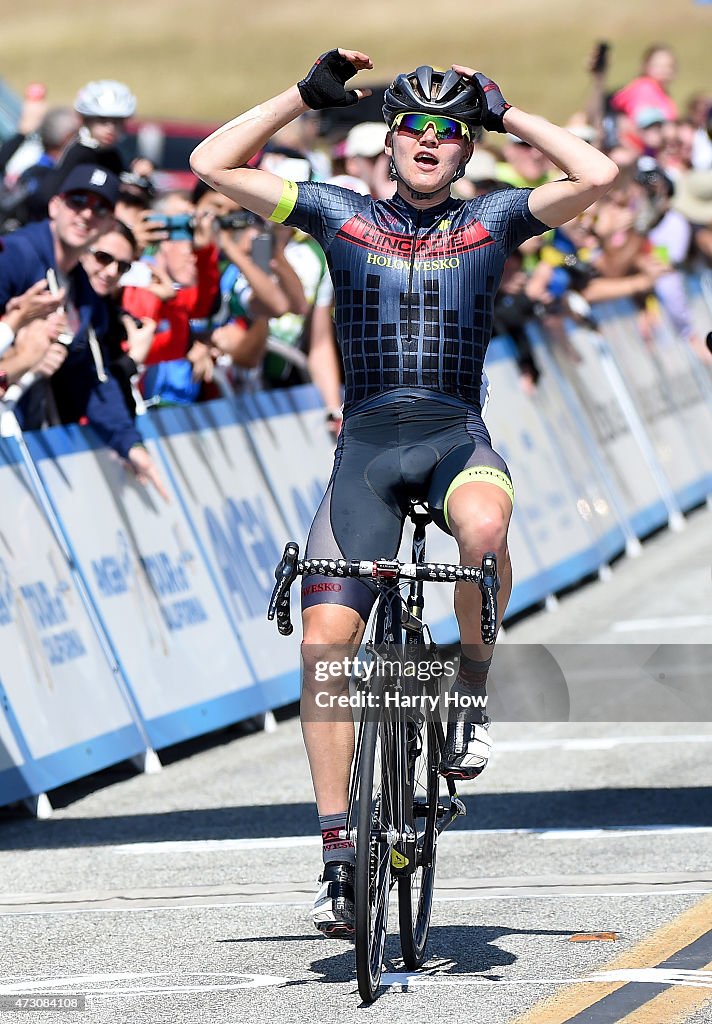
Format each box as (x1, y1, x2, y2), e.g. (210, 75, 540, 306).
(268, 501, 498, 1002)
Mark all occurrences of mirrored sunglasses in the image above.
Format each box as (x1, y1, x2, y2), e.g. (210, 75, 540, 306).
(393, 112, 470, 142)
(89, 248, 132, 276)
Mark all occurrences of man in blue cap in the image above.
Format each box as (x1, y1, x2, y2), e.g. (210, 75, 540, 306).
(0, 163, 167, 498)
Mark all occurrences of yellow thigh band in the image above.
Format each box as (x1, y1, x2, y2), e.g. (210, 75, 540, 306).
(443, 466, 515, 528)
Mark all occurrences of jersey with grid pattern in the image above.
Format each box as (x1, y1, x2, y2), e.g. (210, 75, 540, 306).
(279, 183, 547, 412)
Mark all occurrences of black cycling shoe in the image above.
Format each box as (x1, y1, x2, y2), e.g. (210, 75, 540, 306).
(439, 718, 492, 780)
(312, 861, 355, 939)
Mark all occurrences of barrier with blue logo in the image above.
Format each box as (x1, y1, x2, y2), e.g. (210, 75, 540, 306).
(0, 434, 147, 801)
(144, 400, 303, 713)
(25, 424, 264, 751)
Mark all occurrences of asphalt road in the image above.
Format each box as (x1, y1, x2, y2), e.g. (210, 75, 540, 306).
(0, 506, 710, 1023)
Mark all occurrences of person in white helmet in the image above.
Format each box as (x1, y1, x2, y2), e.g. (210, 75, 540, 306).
(33, 80, 138, 217)
(73, 79, 137, 152)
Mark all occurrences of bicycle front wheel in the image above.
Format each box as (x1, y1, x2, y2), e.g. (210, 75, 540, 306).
(398, 717, 439, 967)
(355, 710, 396, 1003)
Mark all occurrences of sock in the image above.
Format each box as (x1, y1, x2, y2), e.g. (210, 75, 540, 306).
(319, 811, 355, 866)
(450, 653, 492, 727)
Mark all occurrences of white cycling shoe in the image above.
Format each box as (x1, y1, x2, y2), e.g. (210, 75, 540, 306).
(312, 861, 355, 939)
(440, 720, 492, 780)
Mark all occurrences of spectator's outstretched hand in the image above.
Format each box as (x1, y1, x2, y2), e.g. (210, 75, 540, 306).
(4, 281, 64, 333)
(121, 314, 156, 365)
(127, 445, 170, 502)
(33, 341, 69, 379)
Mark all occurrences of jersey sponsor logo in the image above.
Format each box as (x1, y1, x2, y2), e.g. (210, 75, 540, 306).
(302, 581, 344, 596)
(337, 215, 493, 260)
(366, 253, 461, 271)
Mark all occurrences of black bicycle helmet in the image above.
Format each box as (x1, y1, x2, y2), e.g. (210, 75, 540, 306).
(382, 66, 485, 129)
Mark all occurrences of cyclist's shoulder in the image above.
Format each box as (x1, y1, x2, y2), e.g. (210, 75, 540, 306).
(296, 180, 372, 217)
(463, 184, 532, 215)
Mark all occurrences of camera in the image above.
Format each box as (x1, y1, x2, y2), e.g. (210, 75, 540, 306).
(146, 213, 194, 240)
(216, 210, 262, 231)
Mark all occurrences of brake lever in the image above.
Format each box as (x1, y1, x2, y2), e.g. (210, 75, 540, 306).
(267, 541, 300, 636)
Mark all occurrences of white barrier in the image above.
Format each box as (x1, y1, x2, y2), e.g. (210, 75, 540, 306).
(1, 275, 711, 810)
(0, 434, 147, 802)
(144, 401, 302, 708)
(25, 424, 263, 750)
(593, 300, 712, 513)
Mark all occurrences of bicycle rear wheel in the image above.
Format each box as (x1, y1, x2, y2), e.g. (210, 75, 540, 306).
(355, 709, 396, 1003)
(398, 717, 439, 967)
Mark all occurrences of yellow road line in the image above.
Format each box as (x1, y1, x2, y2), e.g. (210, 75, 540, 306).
(510, 893, 712, 1024)
(614, 960, 712, 1024)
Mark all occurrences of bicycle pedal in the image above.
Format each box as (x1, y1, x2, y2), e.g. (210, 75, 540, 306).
(450, 796, 467, 816)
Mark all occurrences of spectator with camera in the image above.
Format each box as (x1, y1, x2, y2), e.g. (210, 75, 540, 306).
(120, 189, 220, 404)
(189, 181, 310, 392)
(0, 163, 167, 498)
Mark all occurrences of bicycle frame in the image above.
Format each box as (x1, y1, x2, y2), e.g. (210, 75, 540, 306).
(267, 504, 499, 1000)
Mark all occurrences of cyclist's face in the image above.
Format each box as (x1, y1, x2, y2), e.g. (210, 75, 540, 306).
(388, 121, 472, 195)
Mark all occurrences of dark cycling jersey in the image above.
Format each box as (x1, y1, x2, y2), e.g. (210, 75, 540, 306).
(270, 181, 547, 412)
(269, 180, 548, 618)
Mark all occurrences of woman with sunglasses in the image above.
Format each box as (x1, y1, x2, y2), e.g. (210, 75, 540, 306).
(191, 47, 619, 938)
(81, 220, 156, 415)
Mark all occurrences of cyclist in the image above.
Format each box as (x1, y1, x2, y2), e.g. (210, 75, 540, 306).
(191, 48, 618, 937)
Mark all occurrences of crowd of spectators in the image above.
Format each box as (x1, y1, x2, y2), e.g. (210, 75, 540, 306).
(0, 43, 711, 493)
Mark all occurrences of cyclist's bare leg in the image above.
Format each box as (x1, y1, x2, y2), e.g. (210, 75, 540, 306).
(301, 602, 366, 815)
(446, 480, 513, 652)
(440, 480, 513, 777)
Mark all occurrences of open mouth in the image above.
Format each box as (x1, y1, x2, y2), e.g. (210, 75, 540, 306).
(414, 152, 439, 168)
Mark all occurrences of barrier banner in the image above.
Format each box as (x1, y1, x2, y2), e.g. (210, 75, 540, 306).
(483, 338, 606, 600)
(146, 401, 301, 709)
(241, 387, 334, 545)
(649, 304, 712, 479)
(524, 325, 628, 564)
(526, 322, 642, 558)
(25, 424, 260, 750)
(0, 435, 146, 802)
(546, 318, 674, 537)
(595, 300, 712, 510)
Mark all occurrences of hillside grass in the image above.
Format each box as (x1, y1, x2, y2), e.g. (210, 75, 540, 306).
(0, 0, 709, 127)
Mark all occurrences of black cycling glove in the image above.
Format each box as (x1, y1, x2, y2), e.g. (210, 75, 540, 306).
(474, 73, 511, 133)
(297, 49, 360, 109)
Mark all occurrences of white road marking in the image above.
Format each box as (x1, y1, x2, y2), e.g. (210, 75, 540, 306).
(0, 972, 288, 999)
(108, 824, 712, 856)
(381, 968, 712, 990)
(612, 615, 712, 632)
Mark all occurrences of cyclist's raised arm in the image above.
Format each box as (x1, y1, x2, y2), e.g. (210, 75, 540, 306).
(190, 48, 373, 221)
(452, 63, 619, 228)
(503, 108, 619, 227)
